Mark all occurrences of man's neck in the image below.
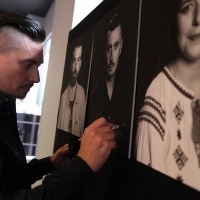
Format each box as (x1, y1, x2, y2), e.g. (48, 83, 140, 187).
(106, 75, 115, 100)
(69, 82, 77, 101)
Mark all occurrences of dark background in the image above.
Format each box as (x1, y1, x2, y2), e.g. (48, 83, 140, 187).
(0, 0, 54, 17)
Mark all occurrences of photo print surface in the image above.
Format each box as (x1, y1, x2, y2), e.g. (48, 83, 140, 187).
(85, 0, 140, 158)
(134, 0, 200, 192)
(56, 28, 93, 143)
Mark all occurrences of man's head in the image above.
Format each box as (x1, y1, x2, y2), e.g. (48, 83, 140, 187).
(70, 41, 82, 86)
(105, 13, 123, 80)
(0, 13, 46, 98)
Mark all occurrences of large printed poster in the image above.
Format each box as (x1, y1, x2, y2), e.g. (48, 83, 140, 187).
(85, 0, 140, 158)
(54, 28, 93, 150)
(134, 0, 200, 192)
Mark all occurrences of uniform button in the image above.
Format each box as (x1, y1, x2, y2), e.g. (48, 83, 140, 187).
(6, 111, 10, 114)
(5, 98, 9, 102)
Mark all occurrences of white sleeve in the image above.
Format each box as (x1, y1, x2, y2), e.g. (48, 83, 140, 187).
(135, 76, 166, 171)
(136, 117, 165, 172)
(136, 120, 151, 166)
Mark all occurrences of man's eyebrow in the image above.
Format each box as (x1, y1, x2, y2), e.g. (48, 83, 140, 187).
(18, 59, 43, 65)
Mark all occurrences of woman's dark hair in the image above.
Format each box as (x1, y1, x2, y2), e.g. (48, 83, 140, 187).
(0, 13, 46, 42)
(156, 0, 180, 72)
(165, 0, 180, 65)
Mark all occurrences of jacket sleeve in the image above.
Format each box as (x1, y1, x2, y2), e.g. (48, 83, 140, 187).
(27, 157, 55, 184)
(3, 156, 94, 200)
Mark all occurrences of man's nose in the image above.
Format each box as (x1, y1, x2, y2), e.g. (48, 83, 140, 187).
(193, 5, 200, 26)
(73, 59, 78, 68)
(29, 67, 40, 83)
(110, 47, 114, 61)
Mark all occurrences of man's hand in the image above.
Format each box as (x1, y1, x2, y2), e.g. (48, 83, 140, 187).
(78, 117, 116, 173)
(50, 144, 71, 169)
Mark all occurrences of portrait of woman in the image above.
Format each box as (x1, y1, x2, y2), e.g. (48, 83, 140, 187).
(136, 0, 200, 191)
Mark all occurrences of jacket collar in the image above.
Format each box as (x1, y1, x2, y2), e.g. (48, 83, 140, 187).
(0, 91, 17, 107)
(0, 91, 6, 107)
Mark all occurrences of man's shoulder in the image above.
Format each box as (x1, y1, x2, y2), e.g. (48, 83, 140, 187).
(77, 83, 85, 94)
(61, 85, 70, 96)
(91, 74, 107, 95)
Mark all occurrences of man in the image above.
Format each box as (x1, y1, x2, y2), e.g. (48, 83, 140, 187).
(90, 13, 123, 124)
(57, 41, 86, 137)
(104, 13, 123, 102)
(0, 13, 116, 199)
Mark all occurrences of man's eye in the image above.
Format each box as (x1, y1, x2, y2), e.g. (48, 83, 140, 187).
(114, 42, 119, 50)
(24, 63, 32, 69)
(106, 45, 111, 52)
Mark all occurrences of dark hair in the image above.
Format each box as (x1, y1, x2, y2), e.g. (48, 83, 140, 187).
(71, 40, 82, 60)
(157, 0, 180, 70)
(108, 13, 122, 36)
(74, 40, 82, 49)
(165, 0, 180, 65)
(0, 13, 46, 42)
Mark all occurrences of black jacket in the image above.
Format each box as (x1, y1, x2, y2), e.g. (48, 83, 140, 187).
(0, 92, 93, 200)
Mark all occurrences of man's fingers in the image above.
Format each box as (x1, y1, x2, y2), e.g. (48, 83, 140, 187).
(77, 118, 117, 172)
(94, 125, 114, 135)
(110, 140, 117, 149)
(59, 143, 69, 150)
(98, 129, 115, 141)
(86, 117, 110, 132)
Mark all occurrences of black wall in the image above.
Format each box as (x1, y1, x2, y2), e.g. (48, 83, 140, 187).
(80, 153, 200, 200)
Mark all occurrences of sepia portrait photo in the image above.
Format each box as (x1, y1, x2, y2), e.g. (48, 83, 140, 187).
(85, 0, 140, 157)
(134, 0, 200, 192)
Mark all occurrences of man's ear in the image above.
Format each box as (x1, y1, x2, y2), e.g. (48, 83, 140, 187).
(119, 38, 123, 55)
(70, 61, 73, 71)
(79, 59, 82, 69)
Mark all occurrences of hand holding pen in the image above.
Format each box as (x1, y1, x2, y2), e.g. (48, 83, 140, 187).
(68, 121, 125, 160)
(112, 123, 126, 130)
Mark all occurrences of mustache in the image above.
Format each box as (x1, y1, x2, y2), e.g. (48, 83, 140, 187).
(108, 61, 115, 67)
(72, 69, 78, 76)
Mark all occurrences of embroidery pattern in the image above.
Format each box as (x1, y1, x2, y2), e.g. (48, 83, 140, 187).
(177, 129, 182, 140)
(173, 145, 188, 170)
(143, 96, 166, 123)
(173, 101, 184, 124)
(163, 67, 194, 99)
(139, 111, 165, 141)
(176, 175, 183, 183)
